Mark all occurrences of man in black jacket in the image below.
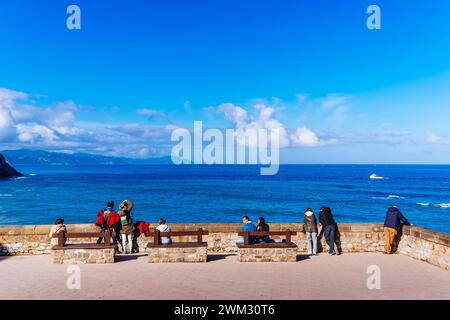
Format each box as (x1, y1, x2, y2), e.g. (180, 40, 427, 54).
(319, 207, 338, 255)
(383, 206, 411, 254)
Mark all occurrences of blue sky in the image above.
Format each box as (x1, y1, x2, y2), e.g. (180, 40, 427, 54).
(1, 0, 450, 163)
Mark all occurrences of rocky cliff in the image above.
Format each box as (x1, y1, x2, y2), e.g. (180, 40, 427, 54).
(0, 153, 23, 178)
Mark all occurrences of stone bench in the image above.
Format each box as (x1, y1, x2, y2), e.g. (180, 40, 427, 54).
(147, 228, 208, 263)
(237, 231, 298, 262)
(51, 231, 115, 264)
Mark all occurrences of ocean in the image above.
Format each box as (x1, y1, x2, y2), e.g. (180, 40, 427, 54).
(0, 164, 449, 233)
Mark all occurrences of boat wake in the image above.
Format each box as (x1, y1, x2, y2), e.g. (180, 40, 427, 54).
(372, 194, 406, 200)
(416, 202, 450, 208)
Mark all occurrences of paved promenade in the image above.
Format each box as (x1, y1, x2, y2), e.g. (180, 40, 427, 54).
(1, 252, 449, 300)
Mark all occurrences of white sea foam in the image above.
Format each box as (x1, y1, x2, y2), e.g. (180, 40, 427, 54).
(371, 194, 406, 200)
(0, 194, 13, 197)
(416, 202, 450, 208)
(387, 195, 406, 199)
(436, 203, 450, 209)
(416, 202, 431, 206)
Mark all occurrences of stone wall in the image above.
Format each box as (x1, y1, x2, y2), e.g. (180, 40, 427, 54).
(52, 247, 115, 264)
(398, 226, 450, 271)
(238, 246, 297, 262)
(148, 246, 207, 263)
(0, 223, 448, 270)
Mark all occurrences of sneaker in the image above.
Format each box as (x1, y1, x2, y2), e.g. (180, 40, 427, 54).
(307, 251, 313, 255)
(312, 252, 317, 255)
(328, 252, 336, 256)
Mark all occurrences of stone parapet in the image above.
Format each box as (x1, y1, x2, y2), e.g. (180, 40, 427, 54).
(1, 223, 449, 270)
(398, 226, 450, 271)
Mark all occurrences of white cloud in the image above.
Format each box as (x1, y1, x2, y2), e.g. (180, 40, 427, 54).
(208, 102, 334, 148)
(0, 104, 16, 141)
(290, 126, 337, 147)
(426, 132, 450, 144)
(320, 94, 351, 110)
(0, 88, 82, 145)
(136, 108, 166, 120)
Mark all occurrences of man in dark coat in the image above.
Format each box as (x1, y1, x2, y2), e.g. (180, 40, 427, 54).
(319, 207, 338, 255)
(383, 206, 411, 254)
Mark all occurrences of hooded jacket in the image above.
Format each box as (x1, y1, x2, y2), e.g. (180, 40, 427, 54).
(319, 207, 336, 227)
(304, 211, 318, 233)
(384, 206, 410, 230)
(135, 221, 150, 236)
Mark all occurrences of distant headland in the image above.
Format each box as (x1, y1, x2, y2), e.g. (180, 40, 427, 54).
(0, 153, 23, 179)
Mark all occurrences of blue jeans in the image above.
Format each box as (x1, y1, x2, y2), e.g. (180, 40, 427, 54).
(97, 228, 118, 245)
(323, 225, 336, 253)
(306, 232, 317, 254)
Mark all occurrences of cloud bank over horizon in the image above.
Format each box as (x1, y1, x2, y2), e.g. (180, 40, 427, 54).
(1, 85, 450, 163)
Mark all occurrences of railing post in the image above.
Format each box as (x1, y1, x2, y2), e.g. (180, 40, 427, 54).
(286, 231, 291, 244)
(197, 228, 203, 244)
(105, 230, 111, 247)
(244, 231, 249, 246)
(154, 229, 160, 245)
(58, 231, 64, 247)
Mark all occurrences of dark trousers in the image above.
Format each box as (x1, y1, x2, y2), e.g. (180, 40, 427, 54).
(323, 224, 336, 253)
(96, 227, 118, 245)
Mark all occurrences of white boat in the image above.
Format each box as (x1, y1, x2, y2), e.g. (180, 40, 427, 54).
(369, 173, 384, 180)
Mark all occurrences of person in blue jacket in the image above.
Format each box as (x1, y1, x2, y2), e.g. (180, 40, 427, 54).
(238, 216, 257, 244)
(383, 206, 411, 254)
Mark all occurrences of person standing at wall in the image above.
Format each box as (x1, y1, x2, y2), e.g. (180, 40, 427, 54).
(303, 208, 318, 255)
(95, 201, 120, 249)
(118, 200, 135, 254)
(383, 205, 411, 254)
(319, 207, 338, 256)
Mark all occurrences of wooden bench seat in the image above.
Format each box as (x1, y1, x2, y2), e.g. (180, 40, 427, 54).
(237, 231, 298, 262)
(146, 228, 209, 263)
(147, 242, 208, 248)
(51, 231, 116, 264)
(237, 242, 297, 249)
(53, 243, 111, 250)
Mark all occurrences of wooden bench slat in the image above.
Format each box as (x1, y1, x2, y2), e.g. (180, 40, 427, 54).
(147, 231, 209, 237)
(52, 243, 112, 250)
(237, 243, 297, 249)
(237, 231, 297, 236)
(147, 242, 208, 248)
(148, 228, 208, 247)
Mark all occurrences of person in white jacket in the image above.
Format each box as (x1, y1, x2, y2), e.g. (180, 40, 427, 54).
(156, 218, 172, 244)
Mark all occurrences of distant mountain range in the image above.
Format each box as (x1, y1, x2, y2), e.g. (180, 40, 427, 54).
(0, 149, 175, 166)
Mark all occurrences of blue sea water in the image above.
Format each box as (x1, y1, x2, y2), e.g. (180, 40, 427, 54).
(0, 165, 449, 234)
